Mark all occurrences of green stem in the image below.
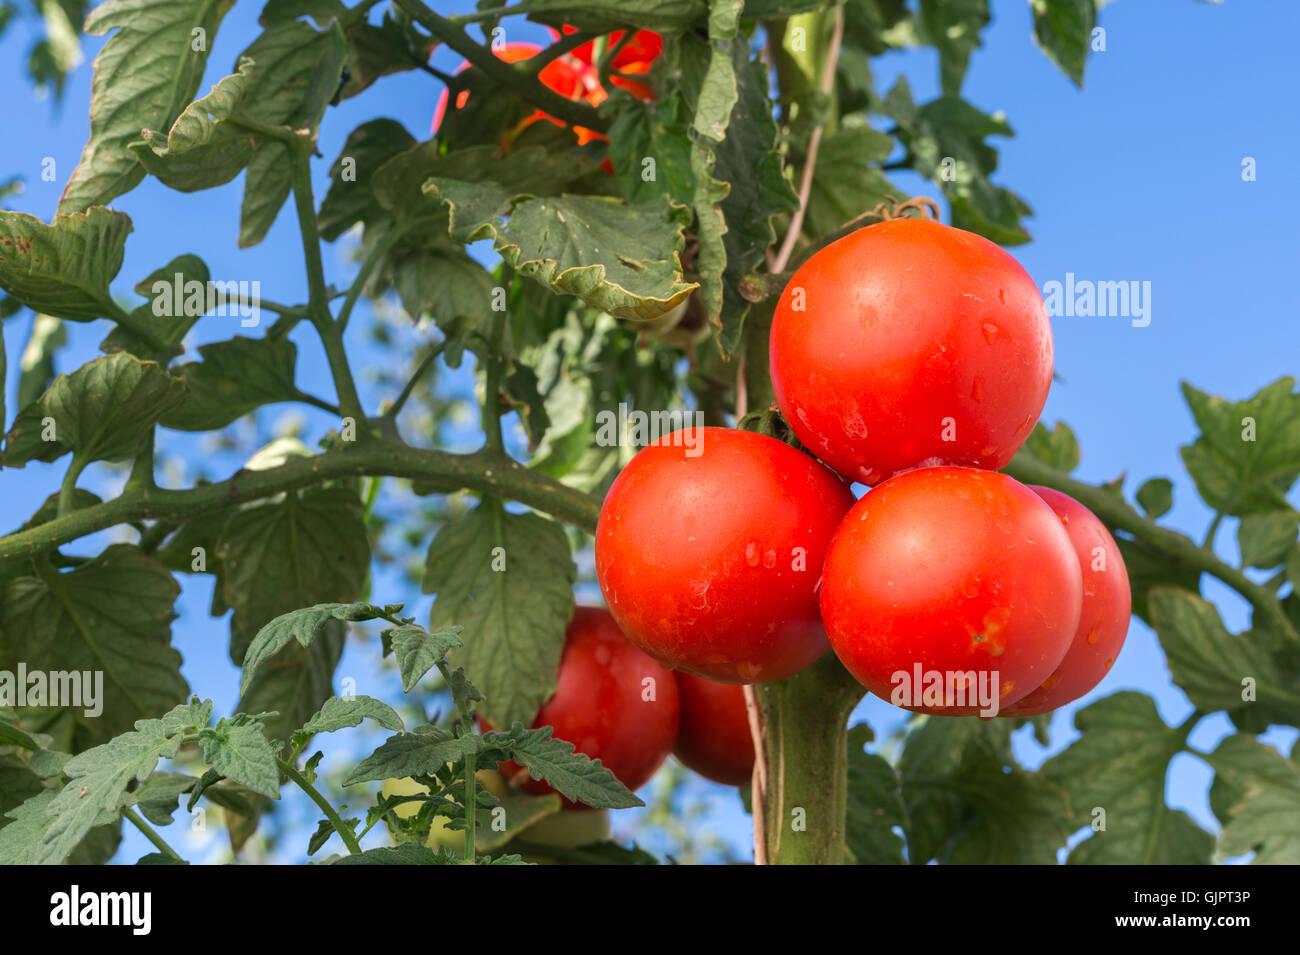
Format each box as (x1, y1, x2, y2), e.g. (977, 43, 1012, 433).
(1002, 455, 1299, 645)
(57, 458, 87, 518)
(0, 442, 601, 562)
(385, 341, 446, 421)
(481, 311, 507, 454)
(122, 806, 186, 863)
(396, 0, 608, 132)
(295, 390, 343, 417)
(337, 227, 399, 332)
(1204, 511, 1224, 549)
(278, 757, 363, 855)
(752, 654, 865, 865)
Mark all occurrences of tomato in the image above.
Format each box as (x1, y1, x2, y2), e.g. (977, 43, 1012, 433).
(673, 672, 755, 785)
(595, 427, 854, 684)
(820, 466, 1082, 716)
(483, 606, 678, 809)
(1001, 487, 1131, 716)
(770, 218, 1054, 486)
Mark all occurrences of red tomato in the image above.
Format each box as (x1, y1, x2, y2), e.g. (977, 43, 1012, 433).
(484, 606, 678, 809)
(595, 427, 854, 684)
(770, 219, 1054, 486)
(1001, 487, 1131, 716)
(673, 672, 755, 786)
(820, 466, 1081, 716)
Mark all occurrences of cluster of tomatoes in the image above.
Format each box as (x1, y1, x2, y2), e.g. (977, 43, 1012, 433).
(483, 219, 1131, 810)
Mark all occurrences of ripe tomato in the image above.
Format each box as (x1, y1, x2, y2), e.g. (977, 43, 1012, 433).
(483, 606, 678, 809)
(1001, 487, 1131, 716)
(595, 427, 854, 684)
(673, 672, 755, 786)
(820, 466, 1082, 716)
(770, 218, 1054, 486)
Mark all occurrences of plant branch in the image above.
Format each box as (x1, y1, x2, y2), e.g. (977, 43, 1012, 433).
(394, 0, 608, 132)
(385, 341, 446, 420)
(1003, 455, 1300, 644)
(122, 806, 186, 863)
(769, 6, 843, 274)
(481, 311, 508, 454)
(338, 227, 400, 333)
(278, 757, 363, 855)
(0, 441, 601, 562)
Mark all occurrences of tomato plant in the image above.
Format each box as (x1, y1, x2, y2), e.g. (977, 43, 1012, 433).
(820, 467, 1082, 715)
(0, 0, 1291, 876)
(770, 219, 1053, 486)
(595, 427, 854, 684)
(673, 672, 755, 786)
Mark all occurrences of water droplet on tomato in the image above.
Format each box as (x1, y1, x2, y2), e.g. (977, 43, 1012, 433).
(981, 322, 1001, 344)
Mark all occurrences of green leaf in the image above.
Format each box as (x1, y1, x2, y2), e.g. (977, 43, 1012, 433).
(918, 0, 989, 96)
(343, 727, 478, 786)
(239, 620, 346, 747)
(1179, 378, 1300, 516)
(0, 208, 131, 321)
(1011, 420, 1080, 474)
(131, 20, 347, 246)
(806, 122, 899, 239)
(330, 844, 462, 865)
(318, 119, 417, 241)
(28, 698, 211, 864)
(845, 724, 904, 864)
(3, 352, 186, 468)
(59, 0, 234, 213)
(899, 716, 1066, 864)
(100, 254, 212, 360)
(1115, 533, 1201, 626)
(885, 79, 1032, 244)
(198, 718, 281, 798)
(338, 9, 436, 100)
(1136, 477, 1173, 519)
(260, 0, 345, 26)
(0, 545, 189, 738)
(422, 500, 576, 727)
(216, 488, 372, 667)
(1042, 691, 1213, 864)
(1237, 511, 1299, 569)
(487, 725, 643, 809)
(1206, 734, 1300, 864)
(1030, 0, 1096, 87)
(241, 602, 384, 695)
(295, 695, 405, 750)
(128, 771, 198, 826)
(1148, 588, 1300, 726)
(160, 337, 302, 431)
(388, 624, 464, 693)
(607, 96, 696, 208)
(427, 182, 696, 322)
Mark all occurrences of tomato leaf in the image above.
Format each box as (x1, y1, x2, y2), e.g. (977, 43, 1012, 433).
(918, 0, 989, 96)
(1206, 733, 1300, 864)
(0, 545, 189, 738)
(1042, 691, 1214, 864)
(343, 727, 478, 786)
(197, 718, 281, 799)
(422, 500, 576, 728)
(487, 725, 643, 810)
(1135, 477, 1174, 519)
(1030, 0, 1097, 87)
(296, 695, 406, 750)
(386, 623, 464, 693)
(240, 602, 385, 695)
(0, 207, 132, 322)
(1237, 511, 1299, 569)
(845, 723, 905, 864)
(100, 254, 212, 361)
(161, 337, 303, 431)
(59, 0, 233, 214)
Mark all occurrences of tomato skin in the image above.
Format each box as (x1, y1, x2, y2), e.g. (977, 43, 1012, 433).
(595, 427, 854, 684)
(1001, 487, 1131, 716)
(484, 606, 678, 809)
(770, 218, 1053, 486)
(548, 26, 662, 100)
(673, 672, 755, 786)
(820, 467, 1081, 715)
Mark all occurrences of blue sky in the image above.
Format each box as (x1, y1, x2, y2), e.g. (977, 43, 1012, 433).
(2, 0, 1297, 863)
